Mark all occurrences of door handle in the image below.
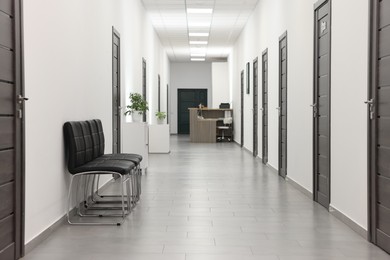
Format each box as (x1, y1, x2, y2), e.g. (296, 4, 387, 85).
(364, 99, 373, 105)
(17, 95, 29, 103)
(259, 108, 264, 115)
(276, 107, 281, 117)
(364, 99, 375, 120)
(310, 103, 317, 117)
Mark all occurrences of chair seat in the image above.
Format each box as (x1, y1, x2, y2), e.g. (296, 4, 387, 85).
(70, 158, 136, 175)
(101, 154, 142, 165)
(218, 126, 229, 130)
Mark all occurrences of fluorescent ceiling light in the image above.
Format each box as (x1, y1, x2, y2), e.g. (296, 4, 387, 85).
(191, 58, 206, 61)
(188, 22, 211, 27)
(187, 8, 213, 14)
(189, 32, 209, 37)
(191, 53, 206, 57)
(190, 41, 208, 45)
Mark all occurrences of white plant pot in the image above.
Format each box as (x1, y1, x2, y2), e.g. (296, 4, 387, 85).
(157, 118, 165, 124)
(132, 111, 143, 122)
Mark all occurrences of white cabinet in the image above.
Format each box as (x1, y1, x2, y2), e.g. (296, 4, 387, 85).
(122, 122, 149, 171)
(149, 124, 170, 153)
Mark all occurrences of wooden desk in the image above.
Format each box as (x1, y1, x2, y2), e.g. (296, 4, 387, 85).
(189, 108, 233, 143)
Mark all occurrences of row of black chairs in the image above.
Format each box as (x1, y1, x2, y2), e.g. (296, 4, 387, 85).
(63, 119, 142, 225)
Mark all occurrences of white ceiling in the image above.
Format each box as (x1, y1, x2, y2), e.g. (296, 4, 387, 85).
(141, 0, 260, 62)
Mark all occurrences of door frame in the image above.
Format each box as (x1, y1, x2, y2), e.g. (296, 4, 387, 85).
(142, 58, 147, 122)
(3, 0, 26, 258)
(313, 0, 332, 208)
(253, 57, 259, 157)
(167, 84, 169, 124)
(16, 0, 25, 256)
(278, 31, 288, 178)
(368, 0, 378, 243)
(262, 49, 268, 165)
(16, 0, 25, 257)
(158, 74, 161, 112)
(112, 27, 121, 154)
(241, 70, 244, 147)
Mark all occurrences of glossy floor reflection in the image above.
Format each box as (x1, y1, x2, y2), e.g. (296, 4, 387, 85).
(23, 135, 390, 260)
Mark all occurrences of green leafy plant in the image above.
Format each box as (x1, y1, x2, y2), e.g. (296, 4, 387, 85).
(124, 93, 149, 115)
(155, 111, 167, 120)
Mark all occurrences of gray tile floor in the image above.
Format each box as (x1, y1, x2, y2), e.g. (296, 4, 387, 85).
(23, 135, 390, 260)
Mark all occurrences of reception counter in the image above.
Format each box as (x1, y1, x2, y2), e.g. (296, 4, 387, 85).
(189, 108, 233, 143)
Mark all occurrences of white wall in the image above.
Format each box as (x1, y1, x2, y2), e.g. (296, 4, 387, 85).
(23, 0, 169, 243)
(230, 0, 369, 230)
(330, 0, 369, 229)
(212, 62, 230, 107)
(122, 1, 170, 125)
(170, 62, 212, 134)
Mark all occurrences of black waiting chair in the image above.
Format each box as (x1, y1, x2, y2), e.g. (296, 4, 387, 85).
(87, 119, 143, 202)
(64, 121, 137, 225)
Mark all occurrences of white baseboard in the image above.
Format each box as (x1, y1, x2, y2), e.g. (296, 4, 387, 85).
(329, 204, 368, 240)
(285, 176, 313, 199)
(24, 178, 113, 254)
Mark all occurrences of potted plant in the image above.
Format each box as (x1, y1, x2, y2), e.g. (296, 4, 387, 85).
(124, 93, 149, 122)
(155, 111, 167, 124)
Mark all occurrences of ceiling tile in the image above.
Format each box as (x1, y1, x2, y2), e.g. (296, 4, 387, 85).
(141, 0, 259, 61)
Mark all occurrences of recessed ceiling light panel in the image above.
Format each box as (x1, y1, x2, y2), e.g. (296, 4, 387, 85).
(189, 32, 210, 37)
(191, 58, 206, 61)
(189, 41, 208, 45)
(191, 53, 206, 57)
(188, 22, 211, 27)
(187, 8, 213, 14)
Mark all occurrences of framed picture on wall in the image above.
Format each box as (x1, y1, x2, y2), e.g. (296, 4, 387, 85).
(246, 62, 250, 94)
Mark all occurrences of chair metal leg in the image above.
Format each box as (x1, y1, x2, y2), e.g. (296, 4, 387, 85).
(67, 172, 131, 226)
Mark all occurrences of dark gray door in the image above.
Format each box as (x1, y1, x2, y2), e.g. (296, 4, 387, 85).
(313, 0, 331, 209)
(241, 70, 244, 147)
(253, 58, 259, 157)
(369, 0, 390, 254)
(112, 28, 121, 154)
(0, 0, 24, 258)
(262, 49, 269, 165)
(278, 32, 288, 178)
(142, 58, 147, 122)
(177, 89, 207, 134)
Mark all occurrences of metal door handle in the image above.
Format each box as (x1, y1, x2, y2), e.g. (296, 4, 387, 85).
(365, 99, 375, 120)
(276, 107, 281, 117)
(310, 103, 317, 117)
(17, 95, 29, 103)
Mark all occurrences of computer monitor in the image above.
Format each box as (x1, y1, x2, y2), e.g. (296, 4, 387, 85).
(219, 103, 230, 109)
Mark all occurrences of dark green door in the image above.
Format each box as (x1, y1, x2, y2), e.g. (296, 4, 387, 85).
(178, 89, 207, 134)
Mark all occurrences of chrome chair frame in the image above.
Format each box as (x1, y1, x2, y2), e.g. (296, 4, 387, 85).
(67, 171, 132, 226)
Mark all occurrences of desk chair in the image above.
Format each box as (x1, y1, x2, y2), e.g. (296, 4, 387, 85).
(217, 117, 233, 142)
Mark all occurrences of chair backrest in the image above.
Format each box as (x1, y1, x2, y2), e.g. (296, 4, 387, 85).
(87, 120, 101, 158)
(80, 121, 94, 162)
(63, 121, 89, 173)
(93, 119, 105, 156)
(64, 120, 103, 173)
